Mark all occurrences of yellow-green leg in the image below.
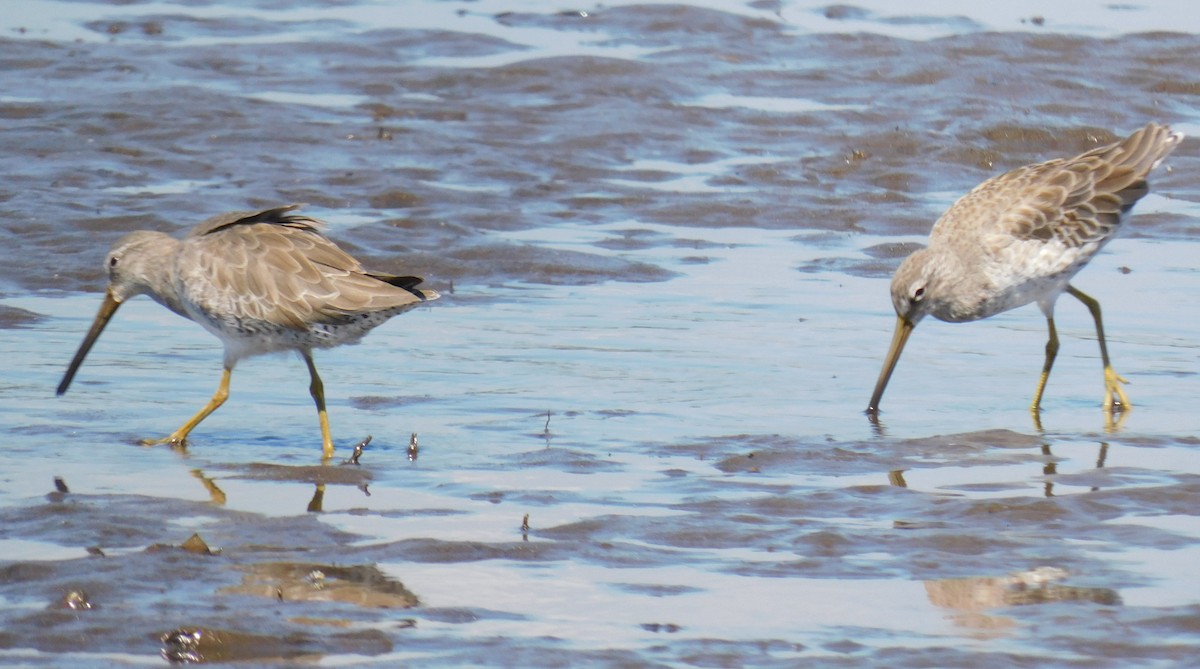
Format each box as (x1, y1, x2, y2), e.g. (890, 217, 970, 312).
(1031, 316, 1059, 414)
(303, 352, 336, 460)
(142, 367, 232, 447)
(1067, 285, 1130, 411)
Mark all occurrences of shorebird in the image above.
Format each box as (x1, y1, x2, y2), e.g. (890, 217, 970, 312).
(57, 205, 438, 459)
(867, 122, 1182, 416)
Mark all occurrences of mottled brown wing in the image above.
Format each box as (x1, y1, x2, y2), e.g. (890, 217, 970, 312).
(180, 211, 427, 330)
(996, 156, 1126, 250)
(933, 123, 1179, 251)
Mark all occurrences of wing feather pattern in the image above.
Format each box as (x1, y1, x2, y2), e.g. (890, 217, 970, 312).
(178, 206, 432, 331)
(932, 123, 1180, 257)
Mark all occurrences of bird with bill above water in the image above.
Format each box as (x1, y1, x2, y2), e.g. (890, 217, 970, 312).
(57, 204, 438, 459)
(867, 122, 1182, 418)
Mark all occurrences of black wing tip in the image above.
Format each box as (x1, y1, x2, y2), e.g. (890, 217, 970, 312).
(259, 204, 323, 229)
(233, 204, 305, 225)
(380, 275, 423, 289)
(374, 274, 430, 300)
(199, 203, 319, 236)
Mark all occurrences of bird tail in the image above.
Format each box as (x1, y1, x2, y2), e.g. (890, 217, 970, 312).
(1103, 122, 1184, 177)
(1086, 123, 1182, 212)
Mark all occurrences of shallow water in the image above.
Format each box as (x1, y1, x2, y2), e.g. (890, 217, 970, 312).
(2, 0, 1200, 666)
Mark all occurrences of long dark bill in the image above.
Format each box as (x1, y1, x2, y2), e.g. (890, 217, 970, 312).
(57, 290, 122, 396)
(867, 315, 914, 414)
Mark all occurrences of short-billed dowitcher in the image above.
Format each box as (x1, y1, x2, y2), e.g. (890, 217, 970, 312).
(57, 205, 438, 459)
(868, 123, 1182, 416)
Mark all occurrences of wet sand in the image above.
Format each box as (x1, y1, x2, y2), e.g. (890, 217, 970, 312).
(2, 1, 1200, 666)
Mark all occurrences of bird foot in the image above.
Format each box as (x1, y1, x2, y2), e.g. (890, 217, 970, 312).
(140, 434, 188, 449)
(1102, 366, 1131, 412)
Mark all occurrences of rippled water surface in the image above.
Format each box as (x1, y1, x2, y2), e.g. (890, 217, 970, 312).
(3, 0, 1200, 666)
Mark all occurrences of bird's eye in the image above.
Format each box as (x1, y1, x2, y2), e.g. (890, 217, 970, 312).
(109, 256, 119, 269)
(913, 286, 925, 302)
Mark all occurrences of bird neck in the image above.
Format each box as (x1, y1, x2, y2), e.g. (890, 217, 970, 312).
(921, 246, 985, 322)
(133, 234, 191, 319)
